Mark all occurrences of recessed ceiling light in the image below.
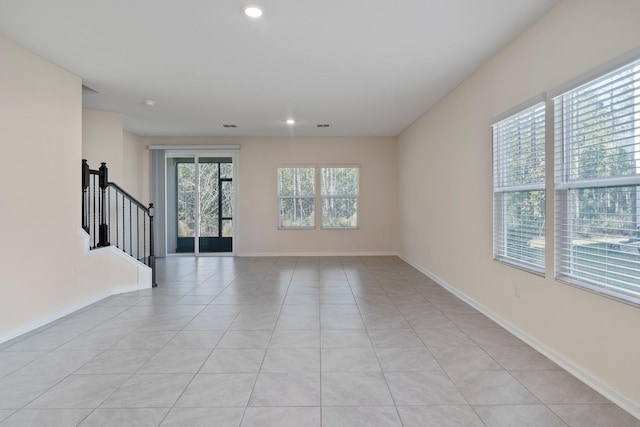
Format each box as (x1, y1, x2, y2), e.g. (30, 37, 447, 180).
(143, 100, 155, 107)
(286, 119, 295, 125)
(243, 5, 263, 18)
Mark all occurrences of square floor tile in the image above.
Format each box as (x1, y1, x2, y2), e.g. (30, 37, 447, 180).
(397, 405, 484, 427)
(321, 372, 393, 406)
(511, 370, 611, 404)
(200, 349, 265, 373)
(549, 404, 640, 427)
(76, 349, 154, 374)
(0, 352, 45, 378)
(0, 410, 14, 423)
(367, 329, 424, 348)
(321, 330, 372, 348)
(432, 347, 502, 371)
(165, 330, 224, 349)
(276, 314, 320, 330)
(268, 330, 319, 348)
(29, 374, 128, 409)
(321, 348, 380, 372)
(376, 346, 440, 371)
(176, 373, 256, 407)
(385, 371, 466, 405)
(111, 330, 177, 350)
(137, 348, 210, 373)
(241, 407, 320, 427)
(217, 331, 271, 348)
(184, 315, 236, 331)
(249, 372, 320, 406)
(3, 333, 76, 352)
(0, 374, 65, 409)
(474, 405, 566, 427)
(14, 350, 101, 376)
(160, 407, 244, 426)
(322, 406, 401, 427)
(483, 345, 558, 371)
(404, 312, 455, 329)
(261, 348, 320, 373)
(1, 409, 91, 427)
(468, 327, 524, 348)
(320, 314, 365, 330)
(79, 408, 168, 426)
(449, 371, 539, 405)
(415, 326, 477, 350)
(101, 373, 193, 408)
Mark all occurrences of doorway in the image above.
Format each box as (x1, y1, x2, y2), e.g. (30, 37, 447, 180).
(166, 154, 234, 255)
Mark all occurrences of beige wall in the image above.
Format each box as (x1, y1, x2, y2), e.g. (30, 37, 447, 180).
(123, 130, 145, 202)
(82, 108, 124, 184)
(83, 110, 147, 202)
(143, 136, 398, 255)
(398, 0, 640, 412)
(0, 36, 138, 339)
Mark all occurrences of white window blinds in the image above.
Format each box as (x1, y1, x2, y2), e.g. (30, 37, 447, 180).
(493, 102, 546, 273)
(554, 58, 640, 304)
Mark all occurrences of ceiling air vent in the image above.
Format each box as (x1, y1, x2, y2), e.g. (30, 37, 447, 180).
(316, 124, 330, 128)
(223, 124, 237, 128)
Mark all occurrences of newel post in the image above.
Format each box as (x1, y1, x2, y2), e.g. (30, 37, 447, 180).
(97, 162, 110, 247)
(81, 159, 90, 232)
(148, 203, 157, 287)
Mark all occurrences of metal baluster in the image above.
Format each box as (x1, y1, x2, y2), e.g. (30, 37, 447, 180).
(143, 213, 147, 265)
(122, 192, 126, 254)
(136, 206, 140, 261)
(129, 199, 133, 257)
(115, 191, 119, 248)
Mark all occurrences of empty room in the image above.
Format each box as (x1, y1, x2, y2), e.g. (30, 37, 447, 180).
(1, 0, 639, 425)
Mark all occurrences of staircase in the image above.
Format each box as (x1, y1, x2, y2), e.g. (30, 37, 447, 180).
(81, 160, 156, 286)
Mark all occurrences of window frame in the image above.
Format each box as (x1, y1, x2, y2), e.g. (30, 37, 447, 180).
(553, 55, 640, 306)
(320, 166, 360, 230)
(492, 98, 547, 275)
(277, 166, 317, 230)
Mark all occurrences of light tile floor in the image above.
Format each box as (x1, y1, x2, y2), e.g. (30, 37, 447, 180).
(0, 256, 638, 426)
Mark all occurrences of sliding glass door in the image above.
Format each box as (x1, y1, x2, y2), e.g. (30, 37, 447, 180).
(167, 154, 233, 255)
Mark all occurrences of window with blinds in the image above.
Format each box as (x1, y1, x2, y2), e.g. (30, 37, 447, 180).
(554, 58, 640, 304)
(493, 102, 546, 273)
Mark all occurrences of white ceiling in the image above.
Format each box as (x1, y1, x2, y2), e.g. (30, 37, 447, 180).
(0, 0, 560, 137)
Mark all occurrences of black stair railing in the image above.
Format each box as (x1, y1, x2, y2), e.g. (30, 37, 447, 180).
(82, 160, 156, 287)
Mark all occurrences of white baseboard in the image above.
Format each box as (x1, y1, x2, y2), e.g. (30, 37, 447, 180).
(398, 254, 640, 420)
(0, 283, 151, 345)
(0, 291, 110, 344)
(0, 233, 154, 345)
(237, 251, 398, 257)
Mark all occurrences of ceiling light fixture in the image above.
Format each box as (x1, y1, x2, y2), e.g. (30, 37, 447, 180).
(243, 5, 263, 18)
(143, 100, 155, 107)
(286, 119, 295, 125)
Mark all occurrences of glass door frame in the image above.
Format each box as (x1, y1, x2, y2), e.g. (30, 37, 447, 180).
(164, 149, 238, 257)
